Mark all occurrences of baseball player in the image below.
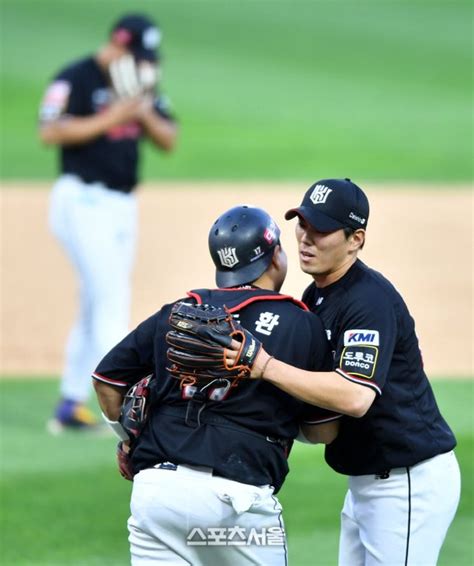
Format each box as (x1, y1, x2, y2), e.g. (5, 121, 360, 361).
(38, 13, 178, 432)
(93, 205, 340, 565)
(223, 179, 460, 565)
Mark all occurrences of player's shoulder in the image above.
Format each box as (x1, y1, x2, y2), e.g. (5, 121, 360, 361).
(54, 55, 97, 82)
(344, 260, 404, 307)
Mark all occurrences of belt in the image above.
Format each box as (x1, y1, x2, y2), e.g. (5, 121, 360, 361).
(152, 462, 216, 476)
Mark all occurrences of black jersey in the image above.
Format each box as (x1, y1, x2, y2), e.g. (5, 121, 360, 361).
(302, 259, 456, 476)
(39, 56, 175, 192)
(93, 287, 334, 492)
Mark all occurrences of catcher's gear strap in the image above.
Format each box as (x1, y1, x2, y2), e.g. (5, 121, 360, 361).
(187, 288, 309, 312)
(155, 405, 290, 449)
(101, 412, 130, 442)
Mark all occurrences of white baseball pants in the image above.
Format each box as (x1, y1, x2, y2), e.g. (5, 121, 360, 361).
(49, 174, 137, 402)
(128, 464, 287, 565)
(338, 450, 461, 566)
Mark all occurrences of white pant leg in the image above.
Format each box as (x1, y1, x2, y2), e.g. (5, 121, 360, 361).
(339, 486, 365, 566)
(49, 175, 137, 402)
(338, 451, 461, 566)
(128, 465, 287, 566)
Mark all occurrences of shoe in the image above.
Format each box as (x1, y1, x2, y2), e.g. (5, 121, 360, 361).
(47, 399, 105, 435)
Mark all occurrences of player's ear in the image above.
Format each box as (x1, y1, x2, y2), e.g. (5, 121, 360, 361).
(351, 229, 366, 252)
(271, 244, 282, 268)
(272, 244, 288, 277)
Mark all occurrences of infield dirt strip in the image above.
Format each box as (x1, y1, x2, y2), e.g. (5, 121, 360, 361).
(1, 182, 472, 377)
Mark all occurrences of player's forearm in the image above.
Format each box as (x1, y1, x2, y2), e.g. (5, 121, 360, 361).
(261, 357, 375, 417)
(39, 113, 119, 146)
(93, 380, 125, 420)
(140, 110, 178, 151)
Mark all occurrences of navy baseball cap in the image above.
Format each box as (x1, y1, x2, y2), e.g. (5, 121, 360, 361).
(285, 178, 369, 232)
(111, 14, 161, 61)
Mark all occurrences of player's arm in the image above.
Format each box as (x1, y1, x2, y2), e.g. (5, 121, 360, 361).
(39, 97, 144, 146)
(92, 312, 158, 422)
(135, 92, 178, 150)
(245, 295, 393, 417)
(137, 102, 178, 151)
(93, 380, 125, 421)
(258, 361, 376, 418)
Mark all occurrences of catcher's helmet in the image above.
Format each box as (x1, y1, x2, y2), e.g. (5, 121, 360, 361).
(209, 205, 281, 288)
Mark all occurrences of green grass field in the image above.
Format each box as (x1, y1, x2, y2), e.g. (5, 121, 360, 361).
(0, 0, 472, 181)
(0, 378, 472, 565)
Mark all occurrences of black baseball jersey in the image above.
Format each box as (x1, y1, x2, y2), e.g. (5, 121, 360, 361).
(39, 56, 175, 192)
(302, 259, 456, 476)
(93, 287, 335, 492)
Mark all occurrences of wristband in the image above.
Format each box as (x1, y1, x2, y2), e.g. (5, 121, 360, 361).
(101, 412, 130, 441)
(261, 355, 275, 378)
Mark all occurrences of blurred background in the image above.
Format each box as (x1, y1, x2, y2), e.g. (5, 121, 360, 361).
(0, 0, 472, 564)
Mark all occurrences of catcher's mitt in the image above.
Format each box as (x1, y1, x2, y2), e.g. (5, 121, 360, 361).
(166, 302, 262, 386)
(119, 374, 154, 442)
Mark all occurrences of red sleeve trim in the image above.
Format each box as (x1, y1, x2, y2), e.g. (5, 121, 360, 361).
(226, 294, 309, 313)
(335, 368, 382, 396)
(91, 372, 129, 388)
(186, 291, 202, 304)
(186, 289, 309, 312)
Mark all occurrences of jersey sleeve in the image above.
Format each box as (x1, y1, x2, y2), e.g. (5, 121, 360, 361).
(92, 312, 158, 388)
(300, 404, 342, 425)
(39, 67, 83, 123)
(305, 311, 333, 372)
(334, 288, 398, 395)
(301, 311, 342, 424)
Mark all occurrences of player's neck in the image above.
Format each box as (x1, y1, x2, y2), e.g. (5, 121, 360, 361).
(313, 256, 357, 288)
(252, 272, 278, 292)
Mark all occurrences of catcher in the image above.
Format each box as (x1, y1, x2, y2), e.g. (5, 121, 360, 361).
(93, 205, 340, 566)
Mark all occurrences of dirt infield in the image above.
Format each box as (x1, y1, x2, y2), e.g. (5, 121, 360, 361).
(1, 182, 472, 378)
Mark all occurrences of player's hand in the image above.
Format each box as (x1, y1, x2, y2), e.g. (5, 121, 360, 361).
(225, 339, 273, 379)
(105, 97, 143, 126)
(117, 440, 134, 481)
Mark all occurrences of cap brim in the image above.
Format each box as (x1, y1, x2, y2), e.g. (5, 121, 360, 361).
(216, 253, 273, 288)
(284, 207, 345, 233)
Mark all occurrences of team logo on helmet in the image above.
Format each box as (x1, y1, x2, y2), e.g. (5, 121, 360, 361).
(217, 247, 239, 268)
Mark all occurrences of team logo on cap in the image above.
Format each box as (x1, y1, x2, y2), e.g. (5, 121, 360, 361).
(143, 27, 161, 49)
(310, 184, 332, 205)
(217, 247, 239, 268)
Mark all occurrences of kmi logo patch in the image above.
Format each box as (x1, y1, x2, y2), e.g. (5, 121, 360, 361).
(344, 329, 379, 346)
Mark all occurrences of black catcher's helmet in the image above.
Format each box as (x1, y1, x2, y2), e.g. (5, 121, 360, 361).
(208, 205, 281, 288)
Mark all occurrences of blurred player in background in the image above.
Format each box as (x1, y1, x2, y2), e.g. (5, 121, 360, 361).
(38, 13, 178, 432)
